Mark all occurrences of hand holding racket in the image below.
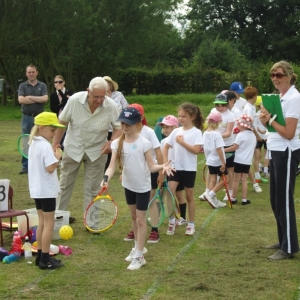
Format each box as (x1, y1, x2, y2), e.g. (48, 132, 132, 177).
(17, 134, 30, 158)
(84, 175, 118, 233)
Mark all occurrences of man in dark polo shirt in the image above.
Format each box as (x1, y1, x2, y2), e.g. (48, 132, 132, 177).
(18, 64, 48, 174)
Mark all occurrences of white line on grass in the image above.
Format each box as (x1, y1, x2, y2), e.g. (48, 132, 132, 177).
(140, 209, 219, 300)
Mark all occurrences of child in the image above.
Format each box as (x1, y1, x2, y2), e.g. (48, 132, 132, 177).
(224, 114, 256, 205)
(202, 112, 227, 208)
(157, 115, 187, 226)
(163, 103, 204, 236)
(103, 107, 174, 270)
(242, 87, 264, 191)
(28, 112, 65, 269)
(123, 103, 163, 244)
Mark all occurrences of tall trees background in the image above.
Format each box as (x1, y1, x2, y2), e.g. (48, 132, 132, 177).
(1, 0, 300, 103)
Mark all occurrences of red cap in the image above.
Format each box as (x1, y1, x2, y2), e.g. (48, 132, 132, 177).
(128, 103, 147, 125)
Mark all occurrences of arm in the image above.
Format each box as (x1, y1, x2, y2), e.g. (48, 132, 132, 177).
(216, 147, 226, 173)
(224, 144, 239, 152)
(175, 135, 202, 155)
(222, 122, 234, 138)
(253, 128, 262, 142)
(101, 128, 122, 154)
(154, 147, 164, 186)
(270, 117, 298, 140)
(46, 147, 63, 173)
(145, 149, 175, 175)
(52, 120, 68, 146)
(102, 151, 117, 188)
(162, 143, 171, 163)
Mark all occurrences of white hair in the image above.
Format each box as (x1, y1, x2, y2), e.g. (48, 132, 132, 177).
(89, 77, 107, 91)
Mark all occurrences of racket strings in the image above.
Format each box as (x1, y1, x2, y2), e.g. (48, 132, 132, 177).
(85, 198, 117, 231)
(147, 198, 163, 228)
(162, 190, 175, 218)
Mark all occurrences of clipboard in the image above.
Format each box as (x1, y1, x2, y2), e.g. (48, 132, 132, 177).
(261, 94, 285, 132)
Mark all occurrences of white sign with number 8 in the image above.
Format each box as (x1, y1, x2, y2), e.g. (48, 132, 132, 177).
(0, 179, 10, 212)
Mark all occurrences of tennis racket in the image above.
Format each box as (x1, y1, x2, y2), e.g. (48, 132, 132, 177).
(161, 177, 175, 218)
(222, 174, 232, 208)
(146, 187, 164, 228)
(202, 164, 208, 183)
(174, 197, 181, 219)
(84, 176, 118, 233)
(17, 134, 30, 158)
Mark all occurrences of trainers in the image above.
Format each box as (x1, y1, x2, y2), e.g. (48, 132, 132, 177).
(127, 256, 146, 270)
(35, 256, 61, 266)
(253, 183, 262, 193)
(19, 169, 28, 175)
(231, 199, 237, 205)
(242, 200, 251, 205)
(185, 226, 195, 236)
(69, 216, 76, 224)
(198, 192, 206, 201)
(216, 200, 227, 208)
(39, 259, 64, 270)
(267, 249, 293, 260)
(255, 177, 268, 183)
(177, 217, 188, 226)
(125, 247, 148, 262)
(265, 242, 280, 249)
(124, 230, 135, 241)
(167, 221, 177, 235)
(147, 231, 160, 243)
(203, 192, 218, 208)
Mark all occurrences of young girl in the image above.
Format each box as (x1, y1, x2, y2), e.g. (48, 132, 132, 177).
(157, 115, 187, 226)
(202, 112, 227, 208)
(28, 112, 65, 269)
(103, 107, 174, 270)
(224, 114, 256, 205)
(163, 103, 204, 236)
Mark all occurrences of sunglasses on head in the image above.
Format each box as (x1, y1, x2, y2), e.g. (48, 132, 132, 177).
(54, 80, 63, 84)
(270, 72, 287, 79)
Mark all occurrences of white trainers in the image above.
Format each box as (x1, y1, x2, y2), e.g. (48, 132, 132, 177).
(223, 194, 229, 201)
(215, 200, 226, 208)
(125, 247, 148, 262)
(167, 221, 177, 235)
(203, 192, 218, 208)
(127, 256, 146, 270)
(253, 183, 262, 193)
(198, 192, 206, 201)
(177, 217, 188, 226)
(185, 226, 195, 236)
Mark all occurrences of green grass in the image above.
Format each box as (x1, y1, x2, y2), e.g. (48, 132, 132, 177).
(0, 99, 300, 300)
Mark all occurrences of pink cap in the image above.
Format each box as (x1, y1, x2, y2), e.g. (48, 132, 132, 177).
(157, 115, 179, 127)
(207, 112, 222, 123)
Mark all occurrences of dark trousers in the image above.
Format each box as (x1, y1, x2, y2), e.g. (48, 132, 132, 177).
(269, 148, 300, 254)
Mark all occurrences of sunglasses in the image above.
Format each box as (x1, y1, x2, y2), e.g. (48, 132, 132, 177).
(54, 80, 64, 84)
(270, 72, 287, 79)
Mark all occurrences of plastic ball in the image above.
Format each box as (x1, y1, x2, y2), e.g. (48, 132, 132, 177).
(59, 225, 74, 240)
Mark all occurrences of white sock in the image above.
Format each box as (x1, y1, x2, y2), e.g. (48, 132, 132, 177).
(242, 198, 247, 203)
(135, 250, 143, 258)
(205, 188, 210, 193)
(264, 167, 268, 173)
(188, 222, 194, 228)
(209, 191, 216, 197)
(169, 217, 176, 224)
(255, 172, 260, 179)
(134, 241, 138, 249)
(229, 189, 233, 195)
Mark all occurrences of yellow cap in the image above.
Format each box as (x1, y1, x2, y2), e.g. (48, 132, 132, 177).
(34, 112, 66, 128)
(255, 96, 262, 106)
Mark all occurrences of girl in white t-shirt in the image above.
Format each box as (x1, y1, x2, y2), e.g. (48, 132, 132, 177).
(157, 115, 187, 226)
(163, 103, 204, 236)
(103, 107, 174, 271)
(203, 112, 227, 209)
(224, 114, 256, 205)
(28, 112, 65, 270)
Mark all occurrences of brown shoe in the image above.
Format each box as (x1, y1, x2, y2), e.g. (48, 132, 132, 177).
(267, 249, 293, 260)
(265, 242, 280, 249)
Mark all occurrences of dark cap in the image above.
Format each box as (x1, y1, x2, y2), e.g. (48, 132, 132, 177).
(117, 107, 141, 125)
(213, 93, 228, 104)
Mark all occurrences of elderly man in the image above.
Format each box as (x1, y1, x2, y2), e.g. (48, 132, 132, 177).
(18, 64, 48, 174)
(53, 77, 121, 222)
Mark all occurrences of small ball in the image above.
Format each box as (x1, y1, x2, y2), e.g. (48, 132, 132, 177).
(59, 225, 73, 240)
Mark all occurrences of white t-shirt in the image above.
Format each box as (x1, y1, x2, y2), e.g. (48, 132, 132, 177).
(267, 85, 300, 151)
(161, 137, 175, 168)
(203, 131, 225, 166)
(234, 96, 247, 111)
(140, 125, 161, 163)
(233, 130, 256, 165)
(211, 108, 235, 146)
(165, 127, 203, 171)
(111, 135, 152, 193)
(28, 136, 60, 198)
(230, 106, 242, 132)
(256, 110, 269, 140)
(243, 102, 258, 129)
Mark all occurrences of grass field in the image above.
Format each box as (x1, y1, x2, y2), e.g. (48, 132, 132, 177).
(0, 98, 300, 300)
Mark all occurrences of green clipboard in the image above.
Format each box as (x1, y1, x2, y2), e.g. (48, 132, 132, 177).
(261, 94, 285, 132)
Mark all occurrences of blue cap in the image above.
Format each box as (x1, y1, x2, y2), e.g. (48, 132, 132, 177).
(230, 82, 244, 94)
(117, 107, 141, 125)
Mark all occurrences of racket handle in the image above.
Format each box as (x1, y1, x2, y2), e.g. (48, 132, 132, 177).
(103, 175, 108, 183)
